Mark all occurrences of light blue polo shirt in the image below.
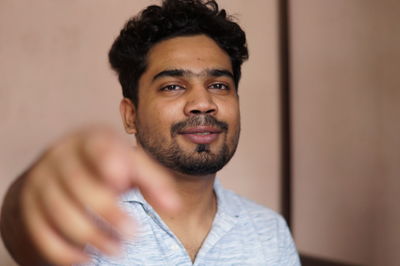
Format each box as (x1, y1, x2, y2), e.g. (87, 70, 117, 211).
(83, 180, 300, 265)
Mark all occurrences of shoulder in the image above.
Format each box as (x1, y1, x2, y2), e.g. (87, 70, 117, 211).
(220, 186, 284, 222)
(219, 188, 300, 265)
(219, 186, 292, 243)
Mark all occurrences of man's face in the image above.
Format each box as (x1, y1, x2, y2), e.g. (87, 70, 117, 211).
(125, 34, 240, 176)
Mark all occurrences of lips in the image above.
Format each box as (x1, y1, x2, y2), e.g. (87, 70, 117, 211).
(178, 126, 222, 144)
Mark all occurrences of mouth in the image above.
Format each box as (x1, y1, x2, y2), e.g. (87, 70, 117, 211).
(178, 126, 223, 144)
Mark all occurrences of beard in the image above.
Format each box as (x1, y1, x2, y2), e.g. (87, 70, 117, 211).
(135, 115, 240, 176)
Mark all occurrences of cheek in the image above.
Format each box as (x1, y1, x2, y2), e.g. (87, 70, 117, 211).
(224, 101, 241, 139)
(221, 99, 240, 125)
(137, 100, 184, 136)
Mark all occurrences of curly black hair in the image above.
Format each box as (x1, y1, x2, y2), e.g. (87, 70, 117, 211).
(109, 0, 249, 106)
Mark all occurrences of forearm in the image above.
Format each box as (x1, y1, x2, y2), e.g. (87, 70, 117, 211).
(0, 173, 49, 266)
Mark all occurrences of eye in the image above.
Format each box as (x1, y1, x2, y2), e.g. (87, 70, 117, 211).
(160, 84, 185, 91)
(209, 83, 230, 90)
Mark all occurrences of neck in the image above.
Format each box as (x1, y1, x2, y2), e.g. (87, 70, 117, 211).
(142, 172, 218, 262)
(144, 172, 217, 221)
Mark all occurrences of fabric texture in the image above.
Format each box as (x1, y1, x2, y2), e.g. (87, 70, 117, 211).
(81, 180, 301, 266)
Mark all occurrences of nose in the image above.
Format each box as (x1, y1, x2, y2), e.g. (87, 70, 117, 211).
(184, 86, 218, 116)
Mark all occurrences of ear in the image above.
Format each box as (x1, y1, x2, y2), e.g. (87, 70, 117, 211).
(120, 98, 137, 134)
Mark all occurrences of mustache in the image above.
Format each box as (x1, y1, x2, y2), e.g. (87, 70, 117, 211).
(171, 115, 228, 137)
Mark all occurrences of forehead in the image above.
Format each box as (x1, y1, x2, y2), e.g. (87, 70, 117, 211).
(145, 34, 233, 74)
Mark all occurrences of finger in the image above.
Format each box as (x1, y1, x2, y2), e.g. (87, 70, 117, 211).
(53, 155, 136, 237)
(22, 185, 90, 265)
(35, 174, 124, 256)
(80, 129, 133, 192)
(128, 149, 181, 212)
(79, 129, 180, 213)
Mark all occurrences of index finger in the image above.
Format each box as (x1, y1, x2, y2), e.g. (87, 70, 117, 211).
(128, 148, 181, 213)
(80, 128, 180, 213)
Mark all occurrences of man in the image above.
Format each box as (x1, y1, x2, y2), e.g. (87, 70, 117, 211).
(0, 0, 300, 265)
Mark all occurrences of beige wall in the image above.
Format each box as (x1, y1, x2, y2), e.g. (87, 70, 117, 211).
(373, 2, 400, 264)
(0, 1, 281, 264)
(291, 0, 400, 265)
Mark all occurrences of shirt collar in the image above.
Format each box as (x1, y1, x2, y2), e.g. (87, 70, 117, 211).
(120, 178, 241, 218)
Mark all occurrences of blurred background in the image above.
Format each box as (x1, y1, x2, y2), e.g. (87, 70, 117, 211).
(0, 0, 398, 265)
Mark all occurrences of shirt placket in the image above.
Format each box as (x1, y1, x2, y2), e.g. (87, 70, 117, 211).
(144, 205, 193, 266)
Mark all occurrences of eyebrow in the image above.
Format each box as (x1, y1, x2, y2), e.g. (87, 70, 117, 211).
(152, 68, 234, 81)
